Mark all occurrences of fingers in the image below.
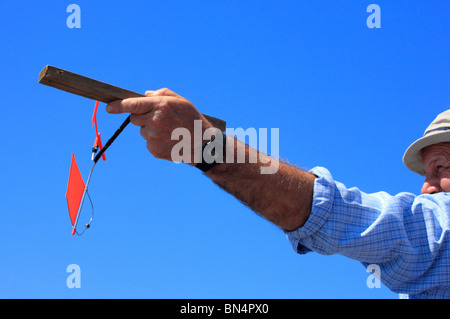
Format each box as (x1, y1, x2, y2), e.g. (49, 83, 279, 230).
(130, 112, 153, 127)
(104, 87, 210, 163)
(139, 125, 156, 140)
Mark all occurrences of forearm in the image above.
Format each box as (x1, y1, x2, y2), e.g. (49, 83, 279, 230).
(206, 136, 316, 231)
(106, 91, 315, 230)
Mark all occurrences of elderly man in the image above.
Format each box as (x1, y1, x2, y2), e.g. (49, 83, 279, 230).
(107, 89, 450, 299)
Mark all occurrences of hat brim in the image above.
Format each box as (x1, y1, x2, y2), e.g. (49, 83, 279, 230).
(403, 131, 450, 176)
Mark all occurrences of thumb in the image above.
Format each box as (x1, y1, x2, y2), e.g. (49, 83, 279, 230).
(106, 97, 157, 115)
(106, 100, 123, 114)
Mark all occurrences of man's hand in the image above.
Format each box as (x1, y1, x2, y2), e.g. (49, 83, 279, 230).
(106, 87, 315, 231)
(106, 88, 214, 163)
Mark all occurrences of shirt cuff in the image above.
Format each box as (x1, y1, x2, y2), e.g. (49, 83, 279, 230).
(285, 167, 336, 254)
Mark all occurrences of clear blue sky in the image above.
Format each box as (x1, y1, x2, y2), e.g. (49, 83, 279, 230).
(0, 1, 449, 299)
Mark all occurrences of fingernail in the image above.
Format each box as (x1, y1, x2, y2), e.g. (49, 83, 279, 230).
(106, 104, 113, 112)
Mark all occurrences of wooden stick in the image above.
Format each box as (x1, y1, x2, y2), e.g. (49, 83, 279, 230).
(38, 65, 226, 132)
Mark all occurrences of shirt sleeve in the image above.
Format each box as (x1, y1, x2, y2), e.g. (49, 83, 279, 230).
(285, 167, 450, 295)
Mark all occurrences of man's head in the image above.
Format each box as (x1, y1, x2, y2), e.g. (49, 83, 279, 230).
(420, 142, 450, 194)
(403, 110, 450, 194)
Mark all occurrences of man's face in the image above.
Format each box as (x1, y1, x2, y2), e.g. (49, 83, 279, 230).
(421, 142, 450, 194)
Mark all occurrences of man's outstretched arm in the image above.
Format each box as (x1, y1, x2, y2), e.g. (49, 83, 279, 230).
(106, 88, 315, 231)
(205, 138, 315, 231)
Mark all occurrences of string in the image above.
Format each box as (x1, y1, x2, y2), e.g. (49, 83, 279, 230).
(72, 110, 131, 235)
(75, 189, 94, 236)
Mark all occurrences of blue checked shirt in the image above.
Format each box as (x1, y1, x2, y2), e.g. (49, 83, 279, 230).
(285, 167, 450, 299)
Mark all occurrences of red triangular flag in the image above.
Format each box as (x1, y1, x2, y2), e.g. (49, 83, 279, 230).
(65, 153, 85, 229)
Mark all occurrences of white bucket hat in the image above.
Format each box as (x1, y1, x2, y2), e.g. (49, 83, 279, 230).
(403, 110, 450, 176)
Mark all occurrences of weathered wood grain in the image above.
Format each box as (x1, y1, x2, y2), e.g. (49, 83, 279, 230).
(39, 65, 226, 131)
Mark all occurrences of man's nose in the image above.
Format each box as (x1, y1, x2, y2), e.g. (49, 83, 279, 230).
(421, 180, 441, 194)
